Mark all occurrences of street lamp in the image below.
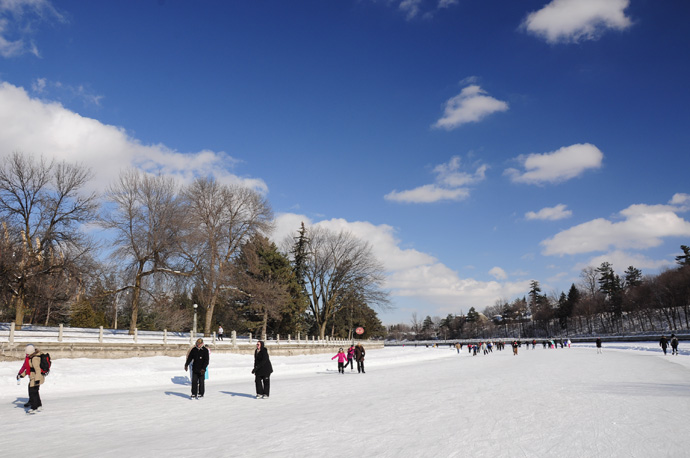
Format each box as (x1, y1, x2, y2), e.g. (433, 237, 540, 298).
(192, 303, 198, 338)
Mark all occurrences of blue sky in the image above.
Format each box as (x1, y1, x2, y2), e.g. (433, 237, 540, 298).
(1, 0, 689, 324)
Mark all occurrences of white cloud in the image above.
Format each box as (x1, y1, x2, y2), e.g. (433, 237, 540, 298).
(670, 193, 690, 210)
(526, 204, 572, 221)
(273, 213, 530, 315)
(0, 0, 65, 58)
(385, 156, 487, 204)
(576, 250, 673, 273)
(489, 267, 508, 280)
(31, 77, 104, 107)
(0, 81, 267, 194)
(385, 184, 469, 204)
(541, 196, 690, 256)
(433, 85, 508, 130)
(522, 0, 632, 44)
(438, 0, 458, 8)
(399, 0, 423, 20)
(505, 143, 603, 185)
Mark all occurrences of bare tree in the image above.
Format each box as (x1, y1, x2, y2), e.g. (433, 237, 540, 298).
(296, 226, 389, 339)
(100, 169, 187, 334)
(182, 178, 273, 335)
(0, 153, 98, 328)
(579, 266, 599, 298)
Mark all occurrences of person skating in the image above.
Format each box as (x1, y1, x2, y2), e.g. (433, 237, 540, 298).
(345, 345, 355, 371)
(218, 325, 224, 341)
(596, 337, 602, 354)
(17, 344, 44, 414)
(332, 348, 348, 374)
(670, 334, 679, 355)
(184, 338, 209, 399)
(253, 340, 273, 398)
(659, 335, 669, 355)
(355, 343, 365, 373)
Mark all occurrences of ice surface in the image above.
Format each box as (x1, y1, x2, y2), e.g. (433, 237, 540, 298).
(1, 342, 688, 457)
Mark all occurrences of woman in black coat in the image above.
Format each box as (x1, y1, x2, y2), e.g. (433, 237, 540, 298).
(252, 341, 273, 399)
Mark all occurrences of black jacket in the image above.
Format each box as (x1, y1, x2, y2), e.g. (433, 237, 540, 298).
(185, 345, 210, 374)
(253, 341, 273, 377)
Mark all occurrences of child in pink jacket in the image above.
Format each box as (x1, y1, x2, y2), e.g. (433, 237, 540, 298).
(331, 348, 348, 374)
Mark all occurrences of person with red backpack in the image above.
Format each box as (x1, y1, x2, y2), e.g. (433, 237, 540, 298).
(17, 344, 45, 414)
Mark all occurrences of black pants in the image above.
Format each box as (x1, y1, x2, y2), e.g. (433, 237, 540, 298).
(357, 359, 365, 373)
(345, 358, 353, 370)
(28, 384, 42, 410)
(191, 371, 205, 397)
(255, 375, 270, 396)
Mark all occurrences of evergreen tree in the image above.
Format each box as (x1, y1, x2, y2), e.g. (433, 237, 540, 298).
(623, 266, 643, 288)
(675, 245, 690, 267)
(596, 262, 623, 319)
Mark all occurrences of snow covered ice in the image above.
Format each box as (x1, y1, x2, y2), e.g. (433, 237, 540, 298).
(1, 343, 689, 457)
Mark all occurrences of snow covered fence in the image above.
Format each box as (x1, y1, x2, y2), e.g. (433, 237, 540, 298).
(0, 322, 382, 361)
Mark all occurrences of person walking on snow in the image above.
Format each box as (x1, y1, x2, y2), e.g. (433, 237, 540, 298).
(217, 325, 224, 341)
(660, 335, 669, 355)
(184, 338, 209, 399)
(671, 334, 679, 355)
(253, 340, 273, 398)
(17, 344, 45, 414)
(332, 348, 348, 374)
(355, 343, 366, 373)
(596, 338, 603, 354)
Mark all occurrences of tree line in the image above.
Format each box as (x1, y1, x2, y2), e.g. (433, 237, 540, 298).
(388, 246, 690, 341)
(0, 152, 388, 339)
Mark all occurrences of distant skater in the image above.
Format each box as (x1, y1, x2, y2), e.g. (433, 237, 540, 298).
(345, 345, 355, 371)
(596, 338, 602, 354)
(355, 343, 366, 373)
(671, 334, 679, 355)
(512, 341, 518, 356)
(332, 348, 348, 374)
(660, 335, 669, 355)
(218, 325, 224, 341)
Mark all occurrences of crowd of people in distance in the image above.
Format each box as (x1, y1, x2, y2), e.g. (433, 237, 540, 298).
(447, 338, 573, 356)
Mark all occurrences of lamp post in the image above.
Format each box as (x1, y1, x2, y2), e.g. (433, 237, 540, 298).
(192, 303, 198, 339)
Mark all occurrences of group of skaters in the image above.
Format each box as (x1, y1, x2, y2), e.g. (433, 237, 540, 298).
(183, 337, 273, 400)
(451, 338, 572, 356)
(659, 334, 680, 355)
(331, 343, 366, 374)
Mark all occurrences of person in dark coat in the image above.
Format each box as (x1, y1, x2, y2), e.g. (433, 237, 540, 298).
(659, 335, 669, 355)
(252, 340, 273, 398)
(354, 343, 365, 373)
(184, 338, 210, 399)
(596, 337, 602, 354)
(670, 334, 679, 355)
